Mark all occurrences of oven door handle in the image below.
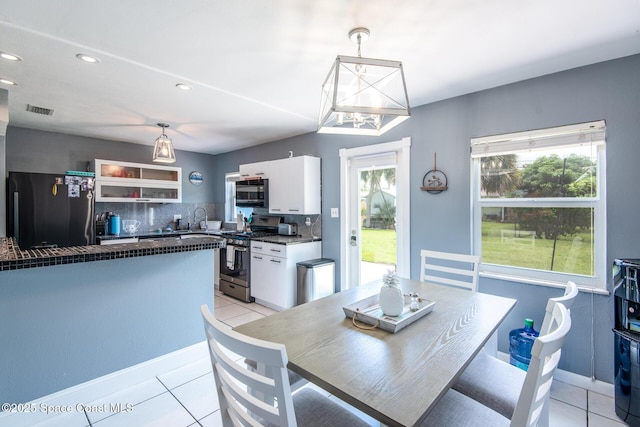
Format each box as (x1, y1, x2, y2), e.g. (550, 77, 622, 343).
(229, 246, 247, 252)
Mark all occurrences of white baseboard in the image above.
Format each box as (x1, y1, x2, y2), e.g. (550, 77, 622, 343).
(497, 351, 613, 397)
(0, 341, 209, 426)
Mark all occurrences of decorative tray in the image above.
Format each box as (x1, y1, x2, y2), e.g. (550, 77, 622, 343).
(343, 294, 436, 333)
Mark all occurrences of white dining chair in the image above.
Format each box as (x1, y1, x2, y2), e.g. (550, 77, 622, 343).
(451, 281, 578, 424)
(420, 249, 497, 354)
(420, 249, 480, 291)
(200, 305, 371, 427)
(540, 281, 578, 334)
(243, 357, 307, 392)
(420, 302, 571, 427)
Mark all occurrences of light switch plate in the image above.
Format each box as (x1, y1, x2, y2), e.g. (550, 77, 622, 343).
(331, 208, 339, 218)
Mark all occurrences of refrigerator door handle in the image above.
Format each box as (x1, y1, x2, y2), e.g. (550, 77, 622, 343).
(13, 192, 19, 242)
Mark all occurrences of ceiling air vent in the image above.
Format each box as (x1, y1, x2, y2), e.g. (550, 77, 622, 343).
(26, 104, 54, 116)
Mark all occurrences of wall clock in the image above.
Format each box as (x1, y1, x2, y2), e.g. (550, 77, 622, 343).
(189, 171, 204, 186)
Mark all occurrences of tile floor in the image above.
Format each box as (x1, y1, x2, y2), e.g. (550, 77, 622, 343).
(2, 290, 629, 427)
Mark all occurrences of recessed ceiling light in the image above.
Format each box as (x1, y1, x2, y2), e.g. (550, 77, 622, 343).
(0, 51, 22, 61)
(76, 53, 100, 63)
(0, 78, 18, 85)
(175, 83, 192, 91)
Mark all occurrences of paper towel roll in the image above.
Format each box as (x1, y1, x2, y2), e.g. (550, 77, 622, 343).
(237, 213, 244, 231)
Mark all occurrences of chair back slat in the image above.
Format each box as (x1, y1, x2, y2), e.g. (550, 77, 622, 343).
(420, 249, 480, 291)
(201, 305, 297, 427)
(540, 281, 578, 335)
(511, 303, 571, 427)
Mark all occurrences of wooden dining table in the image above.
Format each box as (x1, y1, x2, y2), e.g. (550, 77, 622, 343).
(234, 278, 517, 427)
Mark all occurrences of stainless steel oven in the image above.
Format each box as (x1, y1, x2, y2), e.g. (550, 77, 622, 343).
(218, 215, 283, 303)
(219, 238, 252, 303)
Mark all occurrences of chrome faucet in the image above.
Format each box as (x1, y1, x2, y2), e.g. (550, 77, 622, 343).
(194, 207, 208, 230)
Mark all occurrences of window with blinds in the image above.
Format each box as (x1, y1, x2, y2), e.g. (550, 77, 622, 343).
(470, 120, 606, 290)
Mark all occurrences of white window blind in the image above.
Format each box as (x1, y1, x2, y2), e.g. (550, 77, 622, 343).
(471, 120, 606, 157)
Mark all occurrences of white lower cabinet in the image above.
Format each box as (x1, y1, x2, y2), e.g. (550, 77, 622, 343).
(250, 240, 321, 311)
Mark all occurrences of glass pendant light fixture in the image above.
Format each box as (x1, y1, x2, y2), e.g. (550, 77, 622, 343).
(318, 27, 410, 136)
(152, 123, 176, 163)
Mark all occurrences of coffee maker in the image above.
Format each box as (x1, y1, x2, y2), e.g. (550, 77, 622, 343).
(613, 258, 640, 426)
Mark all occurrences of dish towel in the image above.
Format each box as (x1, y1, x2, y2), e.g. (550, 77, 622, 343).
(226, 246, 236, 270)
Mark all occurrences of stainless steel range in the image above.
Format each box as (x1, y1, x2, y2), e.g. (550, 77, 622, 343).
(218, 215, 282, 302)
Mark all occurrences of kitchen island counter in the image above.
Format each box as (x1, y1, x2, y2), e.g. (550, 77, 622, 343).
(0, 236, 225, 272)
(1, 235, 221, 404)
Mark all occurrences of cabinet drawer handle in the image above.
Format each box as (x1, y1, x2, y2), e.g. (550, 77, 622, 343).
(253, 255, 263, 260)
(288, 209, 300, 212)
(271, 208, 282, 211)
(270, 259, 281, 263)
(254, 245, 262, 250)
(270, 248, 281, 253)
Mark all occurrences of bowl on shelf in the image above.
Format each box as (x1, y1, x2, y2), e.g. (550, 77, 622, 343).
(200, 220, 221, 231)
(122, 220, 141, 234)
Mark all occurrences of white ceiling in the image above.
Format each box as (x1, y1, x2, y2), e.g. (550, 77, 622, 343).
(1, 0, 639, 155)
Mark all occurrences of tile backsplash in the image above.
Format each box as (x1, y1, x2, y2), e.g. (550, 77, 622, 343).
(242, 207, 322, 239)
(96, 202, 217, 233)
(95, 203, 322, 238)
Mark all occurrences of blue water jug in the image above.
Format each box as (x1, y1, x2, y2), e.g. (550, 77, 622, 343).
(509, 318, 539, 371)
(108, 214, 121, 235)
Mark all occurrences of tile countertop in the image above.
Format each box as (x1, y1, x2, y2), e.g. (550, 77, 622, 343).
(96, 229, 224, 241)
(0, 236, 225, 272)
(252, 235, 322, 245)
(96, 229, 320, 245)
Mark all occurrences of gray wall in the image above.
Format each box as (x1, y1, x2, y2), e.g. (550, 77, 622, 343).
(0, 250, 215, 403)
(211, 54, 640, 382)
(4, 54, 640, 385)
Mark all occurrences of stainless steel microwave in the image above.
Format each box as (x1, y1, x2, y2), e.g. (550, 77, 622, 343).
(236, 179, 268, 207)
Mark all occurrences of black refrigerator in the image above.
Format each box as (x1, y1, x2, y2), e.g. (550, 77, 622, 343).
(7, 171, 95, 249)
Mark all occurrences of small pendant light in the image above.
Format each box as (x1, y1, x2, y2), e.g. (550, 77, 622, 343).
(152, 123, 176, 163)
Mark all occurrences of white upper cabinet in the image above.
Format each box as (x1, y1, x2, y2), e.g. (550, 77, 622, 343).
(239, 156, 321, 215)
(239, 161, 272, 179)
(95, 159, 182, 203)
(268, 156, 321, 215)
